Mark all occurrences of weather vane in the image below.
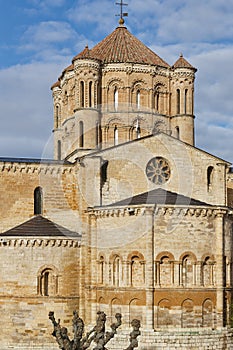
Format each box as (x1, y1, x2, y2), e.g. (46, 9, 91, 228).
(116, 0, 128, 24)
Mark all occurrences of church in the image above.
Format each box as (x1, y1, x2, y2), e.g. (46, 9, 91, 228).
(0, 12, 233, 350)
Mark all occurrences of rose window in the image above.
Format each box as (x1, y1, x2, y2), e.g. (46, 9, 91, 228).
(146, 157, 170, 184)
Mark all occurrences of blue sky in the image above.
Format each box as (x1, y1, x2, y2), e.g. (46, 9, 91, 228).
(0, 0, 232, 163)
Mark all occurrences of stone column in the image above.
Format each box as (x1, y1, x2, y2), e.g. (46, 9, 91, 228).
(144, 207, 155, 330)
(215, 209, 226, 327)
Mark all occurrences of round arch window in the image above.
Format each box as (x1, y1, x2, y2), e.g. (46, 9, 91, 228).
(146, 157, 170, 184)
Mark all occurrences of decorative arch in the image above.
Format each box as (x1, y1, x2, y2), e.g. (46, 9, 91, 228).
(98, 297, 108, 314)
(37, 265, 59, 297)
(109, 254, 123, 286)
(202, 299, 214, 327)
(111, 298, 122, 322)
(201, 255, 215, 286)
(156, 252, 174, 286)
(157, 299, 173, 328)
(127, 252, 145, 287)
(153, 83, 167, 113)
(181, 299, 194, 328)
(129, 298, 142, 325)
(179, 252, 197, 286)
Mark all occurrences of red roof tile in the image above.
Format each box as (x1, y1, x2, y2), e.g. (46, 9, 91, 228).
(173, 54, 197, 71)
(74, 25, 170, 67)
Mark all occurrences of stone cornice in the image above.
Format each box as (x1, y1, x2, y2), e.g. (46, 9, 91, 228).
(102, 64, 168, 77)
(88, 205, 229, 218)
(0, 237, 80, 248)
(0, 162, 76, 175)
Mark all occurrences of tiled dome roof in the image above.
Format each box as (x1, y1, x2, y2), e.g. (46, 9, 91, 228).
(74, 25, 170, 67)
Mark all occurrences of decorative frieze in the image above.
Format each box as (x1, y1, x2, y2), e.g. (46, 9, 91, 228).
(0, 238, 80, 248)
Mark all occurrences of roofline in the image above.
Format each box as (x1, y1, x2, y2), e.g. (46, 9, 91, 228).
(0, 157, 72, 165)
(88, 203, 229, 212)
(75, 131, 231, 166)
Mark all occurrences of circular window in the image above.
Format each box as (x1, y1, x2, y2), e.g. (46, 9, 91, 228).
(146, 157, 170, 184)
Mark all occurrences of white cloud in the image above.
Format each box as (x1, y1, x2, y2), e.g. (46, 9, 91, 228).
(0, 62, 66, 158)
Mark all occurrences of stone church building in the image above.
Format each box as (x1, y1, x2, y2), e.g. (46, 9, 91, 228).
(0, 18, 233, 349)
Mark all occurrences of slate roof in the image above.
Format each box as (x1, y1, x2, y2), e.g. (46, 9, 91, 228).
(0, 215, 81, 238)
(73, 25, 170, 67)
(108, 188, 210, 207)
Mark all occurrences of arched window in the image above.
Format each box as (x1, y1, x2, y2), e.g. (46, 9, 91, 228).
(99, 256, 105, 284)
(184, 89, 188, 114)
(114, 87, 118, 111)
(57, 140, 61, 160)
(79, 121, 84, 147)
(34, 187, 43, 215)
(55, 105, 60, 128)
(182, 255, 193, 286)
(38, 267, 58, 296)
(89, 81, 93, 107)
(136, 90, 140, 109)
(156, 93, 160, 112)
(175, 126, 180, 139)
(80, 81, 84, 107)
(113, 256, 121, 286)
(207, 166, 214, 191)
(176, 89, 180, 114)
(114, 125, 118, 146)
(130, 255, 144, 287)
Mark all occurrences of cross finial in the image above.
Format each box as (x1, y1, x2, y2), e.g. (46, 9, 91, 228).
(115, 0, 128, 25)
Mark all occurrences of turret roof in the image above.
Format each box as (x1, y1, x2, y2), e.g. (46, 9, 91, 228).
(173, 53, 197, 71)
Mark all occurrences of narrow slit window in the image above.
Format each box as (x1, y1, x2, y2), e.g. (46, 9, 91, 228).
(34, 187, 43, 215)
(89, 81, 92, 107)
(114, 87, 118, 111)
(177, 89, 180, 114)
(114, 125, 118, 145)
(79, 121, 84, 147)
(80, 81, 84, 107)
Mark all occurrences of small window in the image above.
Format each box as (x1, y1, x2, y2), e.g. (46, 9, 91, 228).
(114, 87, 118, 111)
(175, 126, 180, 139)
(55, 105, 60, 128)
(114, 125, 118, 145)
(80, 81, 84, 107)
(89, 81, 93, 107)
(79, 121, 84, 147)
(184, 89, 188, 114)
(57, 140, 61, 160)
(177, 89, 180, 114)
(34, 187, 43, 215)
(136, 90, 140, 109)
(38, 268, 57, 296)
(207, 166, 214, 191)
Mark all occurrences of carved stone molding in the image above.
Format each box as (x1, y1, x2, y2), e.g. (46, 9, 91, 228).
(0, 162, 76, 175)
(0, 238, 80, 248)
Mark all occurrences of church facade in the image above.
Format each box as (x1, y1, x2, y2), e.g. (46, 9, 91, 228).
(0, 19, 233, 349)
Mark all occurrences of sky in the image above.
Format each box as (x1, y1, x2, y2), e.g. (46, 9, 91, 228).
(0, 0, 232, 164)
